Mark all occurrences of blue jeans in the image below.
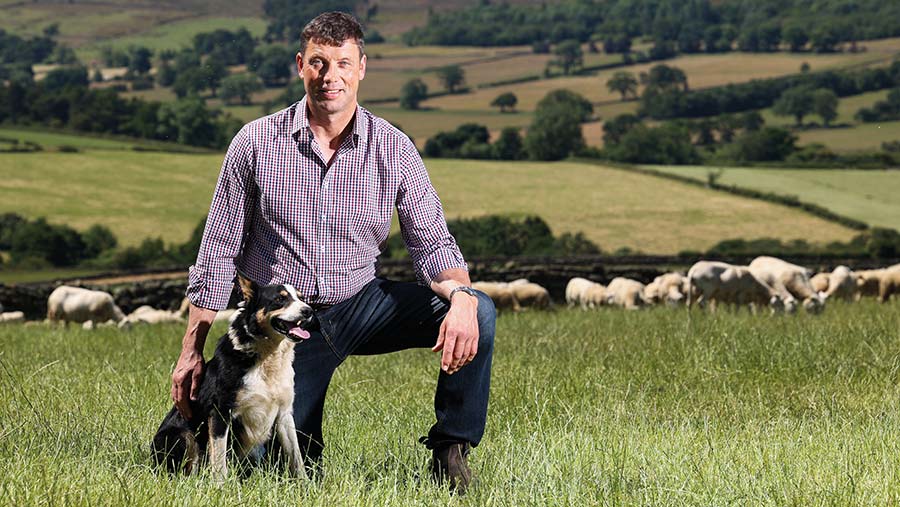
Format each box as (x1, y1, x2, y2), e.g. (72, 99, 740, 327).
(291, 277, 496, 465)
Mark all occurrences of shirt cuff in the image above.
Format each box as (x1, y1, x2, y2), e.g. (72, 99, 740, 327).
(415, 246, 468, 285)
(186, 265, 235, 311)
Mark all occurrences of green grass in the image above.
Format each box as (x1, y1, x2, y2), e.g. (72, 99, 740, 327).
(0, 267, 107, 285)
(2, 302, 900, 505)
(0, 127, 209, 152)
(74, 17, 268, 65)
(0, 153, 858, 253)
(641, 165, 900, 231)
(797, 121, 900, 153)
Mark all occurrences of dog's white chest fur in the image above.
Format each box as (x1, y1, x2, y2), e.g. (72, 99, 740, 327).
(232, 341, 296, 448)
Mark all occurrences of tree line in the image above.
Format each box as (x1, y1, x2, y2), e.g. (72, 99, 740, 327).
(401, 0, 900, 55)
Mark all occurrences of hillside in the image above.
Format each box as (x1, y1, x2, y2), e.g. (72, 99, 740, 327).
(0, 149, 856, 253)
(644, 165, 900, 231)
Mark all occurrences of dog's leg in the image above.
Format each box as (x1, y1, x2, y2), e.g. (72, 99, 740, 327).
(208, 412, 230, 483)
(275, 410, 308, 480)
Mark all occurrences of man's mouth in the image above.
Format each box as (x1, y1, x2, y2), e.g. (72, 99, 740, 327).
(318, 89, 342, 99)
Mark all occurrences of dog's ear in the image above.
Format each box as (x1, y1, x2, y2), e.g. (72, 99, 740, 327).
(235, 270, 257, 302)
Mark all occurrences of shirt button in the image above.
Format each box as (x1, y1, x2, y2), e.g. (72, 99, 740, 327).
(323, 182, 328, 190)
(321, 213, 326, 221)
(320, 245, 326, 252)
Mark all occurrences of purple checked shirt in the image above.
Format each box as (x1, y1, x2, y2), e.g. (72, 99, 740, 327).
(186, 97, 467, 310)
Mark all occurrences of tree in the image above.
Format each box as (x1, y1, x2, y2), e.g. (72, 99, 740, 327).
(82, 224, 117, 258)
(42, 66, 88, 93)
(156, 97, 219, 147)
(200, 59, 229, 97)
(172, 67, 207, 98)
(602, 113, 640, 145)
(536, 89, 593, 121)
(248, 45, 293, 86)
(156, 61, 176, 87)
(220, 73, 264, 105)
(773, 86, 815, 125)
(551, 39, 583, 75)
(646, 64, 688, 91)
(812, 88, 838, 126)
(493, 127, 524, 160)
(810, 24, 841, 53)
(523, 105, 585, 161)
(400, 78, 428, 110)
(783, 25, 809, 52)
(604, 123, 699, 164)
(128, 46, 153, 75)
(606, 71, 638, 101)
(726, 127, 797, 161)
(490, 92, 518, 113)
(435, 65, 465, 93)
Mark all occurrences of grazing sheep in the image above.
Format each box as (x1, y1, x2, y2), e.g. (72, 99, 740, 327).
(748, 256, 824, 314)
(855, 269, 885, 299)
(47, 286, 125, 325)
(810, 272, 830, 294)
(119, 305, 185, 327)
(509, 281, 551, 310)
(822, 265, 857, 302)
(0, 311, 25, 324)
(605, 277, 647, 310)
(566, 277, 596, 308)
(687, 261, 788, 313)
(471, 281, 521, 312)
(644, 272, 687, 307)
(879, 264, 900, 303)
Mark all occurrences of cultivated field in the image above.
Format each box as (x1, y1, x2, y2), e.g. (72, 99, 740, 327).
(646, 165, 900, 231)
(2, 302, 899, 505)
(0, 151, 857, 252)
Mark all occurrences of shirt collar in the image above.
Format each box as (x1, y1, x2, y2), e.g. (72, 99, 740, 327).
(291, 96, 368, 148)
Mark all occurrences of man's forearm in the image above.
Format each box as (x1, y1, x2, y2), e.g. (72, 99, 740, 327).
(182, 302, 218, 353)
(430, 267, 473, 301)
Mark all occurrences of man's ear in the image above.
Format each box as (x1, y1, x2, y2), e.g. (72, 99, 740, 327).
(236, 270, 256, 302)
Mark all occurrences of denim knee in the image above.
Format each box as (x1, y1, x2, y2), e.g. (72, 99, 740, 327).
(474, 291, 496, 349)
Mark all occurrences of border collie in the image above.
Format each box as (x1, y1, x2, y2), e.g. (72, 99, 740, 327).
(151, 273, 314, 481)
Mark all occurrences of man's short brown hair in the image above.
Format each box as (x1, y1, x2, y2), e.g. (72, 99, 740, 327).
(299, 11, 365, 58)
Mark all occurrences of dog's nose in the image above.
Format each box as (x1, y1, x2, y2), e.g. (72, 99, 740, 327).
(300, 306, 314, 321)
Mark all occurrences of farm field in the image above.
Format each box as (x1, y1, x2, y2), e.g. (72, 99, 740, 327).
(2, 302, 899, 505)
(644, 165, 900, 231)
(0, 152, 856, 253)
(421, 42, 900, 113)
(0, 127, 210, 153)
(797, 121, 900, 153)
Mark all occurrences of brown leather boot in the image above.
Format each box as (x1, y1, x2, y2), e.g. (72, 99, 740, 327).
(431, 442, 473, 495)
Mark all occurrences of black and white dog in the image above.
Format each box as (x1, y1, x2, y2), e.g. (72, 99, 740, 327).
(151, 273, 314, 481)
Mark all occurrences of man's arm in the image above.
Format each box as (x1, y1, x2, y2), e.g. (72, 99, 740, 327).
(174, 125, 255, 417)
(171, 303, 216, 419)
(393, 141, 478, 375)
(430, 267, 480, 375)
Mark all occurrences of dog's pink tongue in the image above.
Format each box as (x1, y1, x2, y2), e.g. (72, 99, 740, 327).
(289, 327, 310, 340)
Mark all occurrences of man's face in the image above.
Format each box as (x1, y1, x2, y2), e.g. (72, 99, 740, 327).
(297, 39, 366, 117)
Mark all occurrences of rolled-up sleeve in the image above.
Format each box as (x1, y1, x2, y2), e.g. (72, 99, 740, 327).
(395, 142, 467, 285)
(185, 126, 256, 310)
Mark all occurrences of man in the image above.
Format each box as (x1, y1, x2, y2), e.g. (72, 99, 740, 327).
(170, 11, 495, 494)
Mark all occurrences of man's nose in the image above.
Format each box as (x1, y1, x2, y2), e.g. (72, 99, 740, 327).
(322, 61, 338, 82)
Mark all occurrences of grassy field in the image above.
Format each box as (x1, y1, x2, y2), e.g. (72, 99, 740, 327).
(2, 301, 899, 505)
(797, 121, 900, 153)
(0, 152, 857, 253)
(422, 43, 900, 114)
(0, 127, 212, 153)
(642, 165, 900, 231)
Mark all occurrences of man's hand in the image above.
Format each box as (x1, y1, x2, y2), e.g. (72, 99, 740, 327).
(171, 348, 205, 420)
(432, 292, 479, 374)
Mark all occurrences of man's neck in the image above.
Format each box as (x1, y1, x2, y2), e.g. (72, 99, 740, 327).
(307, 103, 357, 150)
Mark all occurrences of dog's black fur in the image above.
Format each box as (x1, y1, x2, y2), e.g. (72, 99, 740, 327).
(151, 274, 315, 478)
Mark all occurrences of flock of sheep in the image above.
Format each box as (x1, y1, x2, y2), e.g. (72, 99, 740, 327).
(0, 257, 897, 327)
(480, 256, 900, 314)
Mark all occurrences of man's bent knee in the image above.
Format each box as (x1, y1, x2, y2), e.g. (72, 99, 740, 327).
(474, 291, 496, 347)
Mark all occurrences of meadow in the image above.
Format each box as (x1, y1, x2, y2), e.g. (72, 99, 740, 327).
(0, 151, 857, 253)
(645, 165, 900, 231)
(1, 301, 899, 505)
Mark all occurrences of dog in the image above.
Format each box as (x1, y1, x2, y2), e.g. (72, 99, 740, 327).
(151, 273, 315, 481)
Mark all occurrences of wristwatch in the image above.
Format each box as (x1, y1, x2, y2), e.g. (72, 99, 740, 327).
(448, 285, 478, 300)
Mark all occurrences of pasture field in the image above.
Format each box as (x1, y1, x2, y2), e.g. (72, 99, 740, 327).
(0, 127, 210, 153)
(0, 153, 856, 252)
(761, 89, 891, 129)
(421, 43, 900, 113)
(2, 302, 900, 505)
(643, 165, 900, 231)
(797, 121, 900, 153)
